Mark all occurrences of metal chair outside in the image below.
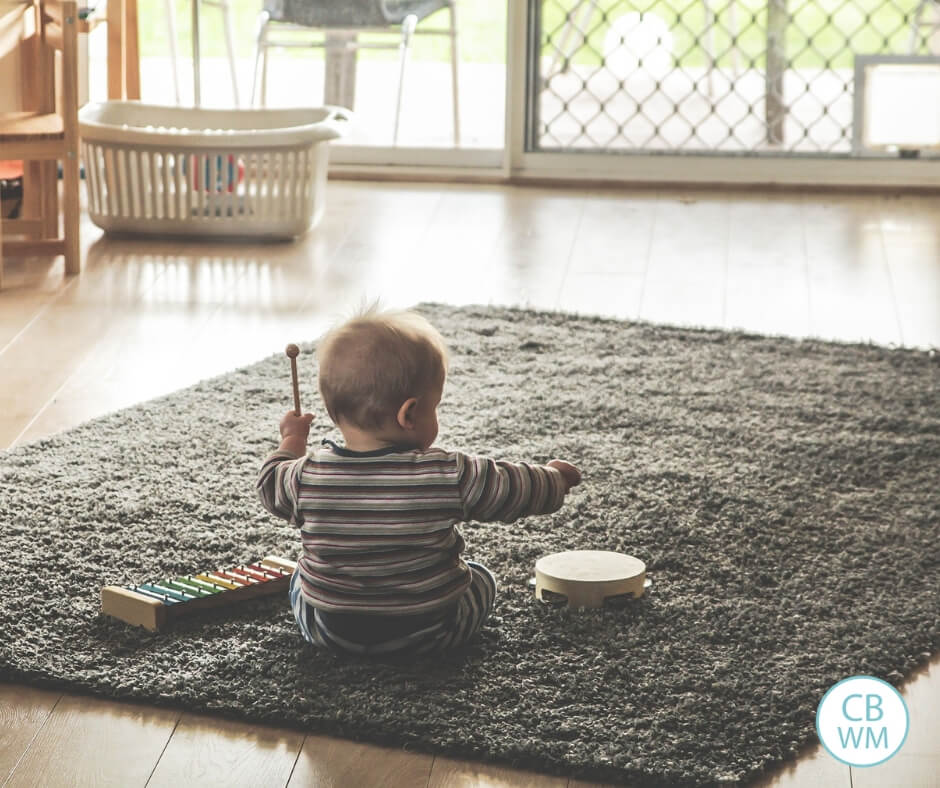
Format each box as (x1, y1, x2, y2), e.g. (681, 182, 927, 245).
(251, 0, 460, 144)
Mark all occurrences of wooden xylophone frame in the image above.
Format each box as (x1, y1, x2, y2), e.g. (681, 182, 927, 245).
(100, 555, 297, 631)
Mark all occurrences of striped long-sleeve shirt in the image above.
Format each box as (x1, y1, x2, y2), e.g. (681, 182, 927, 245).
(257, 439, 567, 616)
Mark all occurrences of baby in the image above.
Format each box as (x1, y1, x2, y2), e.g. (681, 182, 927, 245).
(257, 306, 581, 656)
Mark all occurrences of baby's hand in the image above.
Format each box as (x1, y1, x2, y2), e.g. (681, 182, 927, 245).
(547, 459, 581, 492)
(280, 410, 314, 441)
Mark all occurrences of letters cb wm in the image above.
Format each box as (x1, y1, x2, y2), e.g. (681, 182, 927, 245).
(816, 675, 909, 767)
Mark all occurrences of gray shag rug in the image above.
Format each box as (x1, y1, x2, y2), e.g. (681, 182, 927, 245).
(1, 303, 938, 787)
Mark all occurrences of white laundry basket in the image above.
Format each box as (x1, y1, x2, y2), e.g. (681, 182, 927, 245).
(78, 102, 350, 240)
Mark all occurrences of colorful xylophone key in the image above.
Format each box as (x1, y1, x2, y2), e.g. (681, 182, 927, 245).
(100, 555, 296, 631)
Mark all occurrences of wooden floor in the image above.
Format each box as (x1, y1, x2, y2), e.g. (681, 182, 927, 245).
(1, 181, 938, 787)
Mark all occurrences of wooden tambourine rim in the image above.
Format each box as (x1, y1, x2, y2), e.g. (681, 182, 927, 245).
(533, 550, 649, 608)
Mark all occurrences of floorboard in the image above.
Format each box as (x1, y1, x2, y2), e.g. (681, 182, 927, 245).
(0, 684, 61, 784)
(145, 712, 305, 788)
(2, 694, 179, 788)
(427, 756, 568, 788)
(286, 735, 434, 787)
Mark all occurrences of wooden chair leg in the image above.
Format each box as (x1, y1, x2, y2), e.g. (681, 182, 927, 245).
(63, 153, 81, 275)
(107, 0, 126, 99)
(126, 0, 140, 99)
(41, 160, 59, 238)
(22, 162, 43, 237)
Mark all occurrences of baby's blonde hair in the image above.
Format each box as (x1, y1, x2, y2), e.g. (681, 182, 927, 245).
(317, 305, 448, 431)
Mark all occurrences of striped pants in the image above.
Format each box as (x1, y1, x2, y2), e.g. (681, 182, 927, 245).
(289, 562, 498, 656)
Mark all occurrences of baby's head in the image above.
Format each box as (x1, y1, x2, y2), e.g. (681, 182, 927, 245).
(317, 306, 448, 450)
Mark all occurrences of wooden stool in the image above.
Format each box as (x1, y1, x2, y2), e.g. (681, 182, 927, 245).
(534, 550, 648, 609)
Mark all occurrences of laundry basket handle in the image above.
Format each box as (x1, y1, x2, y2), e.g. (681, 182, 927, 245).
(319, 106, 353, 140)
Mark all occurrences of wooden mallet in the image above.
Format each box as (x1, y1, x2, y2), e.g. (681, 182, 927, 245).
(285, 344, 301, 415)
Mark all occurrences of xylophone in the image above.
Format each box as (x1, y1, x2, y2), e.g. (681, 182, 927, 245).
(101, 555, 297, 631)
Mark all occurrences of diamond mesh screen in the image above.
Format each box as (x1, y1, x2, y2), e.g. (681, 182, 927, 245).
(532, 0, 940, 155)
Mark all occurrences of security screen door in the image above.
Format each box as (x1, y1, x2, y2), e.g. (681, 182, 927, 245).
(527, 0, 940, 158)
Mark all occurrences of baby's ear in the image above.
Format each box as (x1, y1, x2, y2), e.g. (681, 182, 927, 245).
(396, 398, 418, 430)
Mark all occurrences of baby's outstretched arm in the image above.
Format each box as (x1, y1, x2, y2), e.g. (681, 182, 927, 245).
(457, 453, 581, 524)
(547, 459, 582, 491)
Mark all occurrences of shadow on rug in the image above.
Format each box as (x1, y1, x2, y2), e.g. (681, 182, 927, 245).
(1, 304, 938, 787)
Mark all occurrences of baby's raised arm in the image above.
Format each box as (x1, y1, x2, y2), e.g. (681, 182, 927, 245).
(456, 453, 580, 524)
(256, 409, 314, 524)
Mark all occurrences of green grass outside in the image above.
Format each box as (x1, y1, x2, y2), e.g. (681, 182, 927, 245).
(541, 0, 924, 69)
(137, 0, 922, 69)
